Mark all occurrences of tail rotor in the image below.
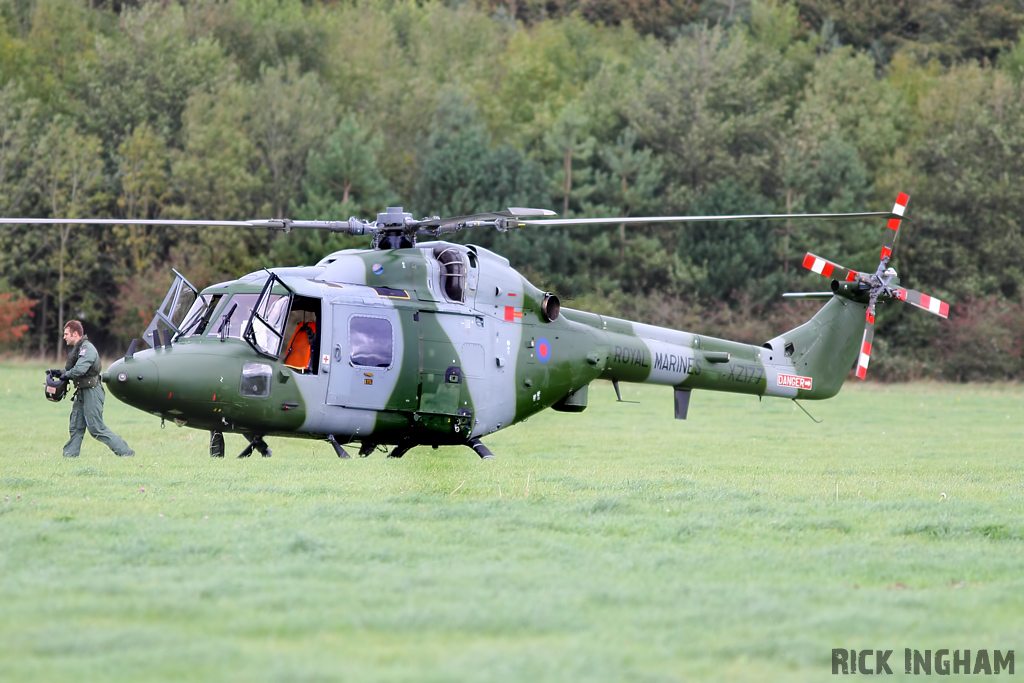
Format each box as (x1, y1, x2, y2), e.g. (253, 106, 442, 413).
(800, 192, 949, 380)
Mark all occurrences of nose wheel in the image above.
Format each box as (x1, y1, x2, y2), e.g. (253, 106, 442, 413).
(210, 431, 224, 458)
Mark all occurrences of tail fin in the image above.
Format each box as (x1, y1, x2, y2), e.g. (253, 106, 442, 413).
(764, 295, 867, 399)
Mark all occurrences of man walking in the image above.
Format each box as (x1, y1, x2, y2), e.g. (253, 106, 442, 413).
(59, 320, 134, 458)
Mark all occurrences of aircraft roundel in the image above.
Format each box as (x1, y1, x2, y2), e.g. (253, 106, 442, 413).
(536, 337, 551, 363)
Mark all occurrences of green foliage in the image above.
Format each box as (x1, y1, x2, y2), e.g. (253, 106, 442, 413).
(578, 0, 699, 38)
(28, 117, 107, 356)
(81, 3, 228, 154)
(170, 79, 264, 221)
(937, 296, 1024, 381)
(0, 0, 1022, 377)
(630, 24, 789, 202)
(296, 114, 395, 220)
(794, 48, 912, 177)
(112, 122, 170, 277)
(681, 181, 780, 302)
(542, 102, 599, 216)
(0, 11, 29, 87)
(795, 0, 1024, 66)
(591, 127, 664, 218)
(0, 81, 40, 213)
(244, 60, 338, 218)
(196, 0, 333, 81)
(489, 15, 637, 150)
(909, 65, 1024, 305)
(18, 0, 101, 111)
(413, 95, 548, 216)
(1000, 28, 1024, 83)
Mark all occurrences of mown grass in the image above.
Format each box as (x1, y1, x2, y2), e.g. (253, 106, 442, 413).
(1, 361, 1023, 681)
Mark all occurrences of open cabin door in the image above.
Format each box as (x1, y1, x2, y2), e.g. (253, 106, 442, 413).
(143, 269, 199, 348)
(243, 273, 294, 360)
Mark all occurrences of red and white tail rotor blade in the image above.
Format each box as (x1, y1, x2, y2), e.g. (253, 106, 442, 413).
(855, 308, 876, 380)
(880, 192, 909, 263)
(894, 288, 950, 319)
(802, 253, 862, 282)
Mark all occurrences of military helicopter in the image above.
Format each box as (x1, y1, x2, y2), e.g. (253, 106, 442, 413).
(3, 193, 948, 459)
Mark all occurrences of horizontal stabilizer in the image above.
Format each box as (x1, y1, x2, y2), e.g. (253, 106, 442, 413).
(782, 292, 833, 300)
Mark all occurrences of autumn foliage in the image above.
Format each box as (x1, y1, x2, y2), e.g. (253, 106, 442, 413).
(0, 292, 36, 345)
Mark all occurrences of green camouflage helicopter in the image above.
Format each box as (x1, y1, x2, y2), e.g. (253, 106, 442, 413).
(3, 193, 948, 459)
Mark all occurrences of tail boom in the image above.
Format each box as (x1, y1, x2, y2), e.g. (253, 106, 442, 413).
(562, 294, 866, 402)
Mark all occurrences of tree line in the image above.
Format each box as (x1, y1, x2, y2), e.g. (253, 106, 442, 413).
(1, 0, 1023, 381)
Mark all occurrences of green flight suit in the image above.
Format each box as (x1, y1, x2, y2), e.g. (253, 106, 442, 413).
(62, 336, 133, 458)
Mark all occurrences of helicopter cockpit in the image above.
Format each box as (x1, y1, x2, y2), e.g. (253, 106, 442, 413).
(150, 270, 324, 376)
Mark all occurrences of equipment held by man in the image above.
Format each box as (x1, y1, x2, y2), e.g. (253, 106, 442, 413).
(44, 369, 68, 403)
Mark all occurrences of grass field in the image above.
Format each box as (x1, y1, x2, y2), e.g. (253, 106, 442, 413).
(1, 361, 1022, 682)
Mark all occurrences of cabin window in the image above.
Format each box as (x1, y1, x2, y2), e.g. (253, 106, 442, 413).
(240, 362, 272, 398)
(349, 316, 393, 367)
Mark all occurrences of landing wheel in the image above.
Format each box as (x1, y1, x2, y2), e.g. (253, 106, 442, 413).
(358, 442, 377, 458)
(210, 431, 224, 458)
(238, 435, 271, 458)
(388, 443, 414, 459)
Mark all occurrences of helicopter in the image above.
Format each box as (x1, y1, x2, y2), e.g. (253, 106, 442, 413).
(2, 193, 948, 459)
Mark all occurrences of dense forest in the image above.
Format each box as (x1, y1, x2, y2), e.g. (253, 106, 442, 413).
(1, 0, 1023, 381)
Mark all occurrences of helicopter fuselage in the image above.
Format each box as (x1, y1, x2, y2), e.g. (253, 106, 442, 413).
(104, 240, 867, 455)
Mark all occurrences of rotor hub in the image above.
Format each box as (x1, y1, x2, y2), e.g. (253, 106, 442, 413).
(376, 207, 413, 227)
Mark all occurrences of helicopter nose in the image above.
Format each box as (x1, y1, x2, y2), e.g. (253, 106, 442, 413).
(105, 356, 160, 406)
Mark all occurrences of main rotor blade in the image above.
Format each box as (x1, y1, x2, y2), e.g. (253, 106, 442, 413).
(0, 217, 252, 227)
(894, 288, 950, 318)
(0, 217, 370, 234)
(517, 211, 892, 227)
(417, 207, 557, 231)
